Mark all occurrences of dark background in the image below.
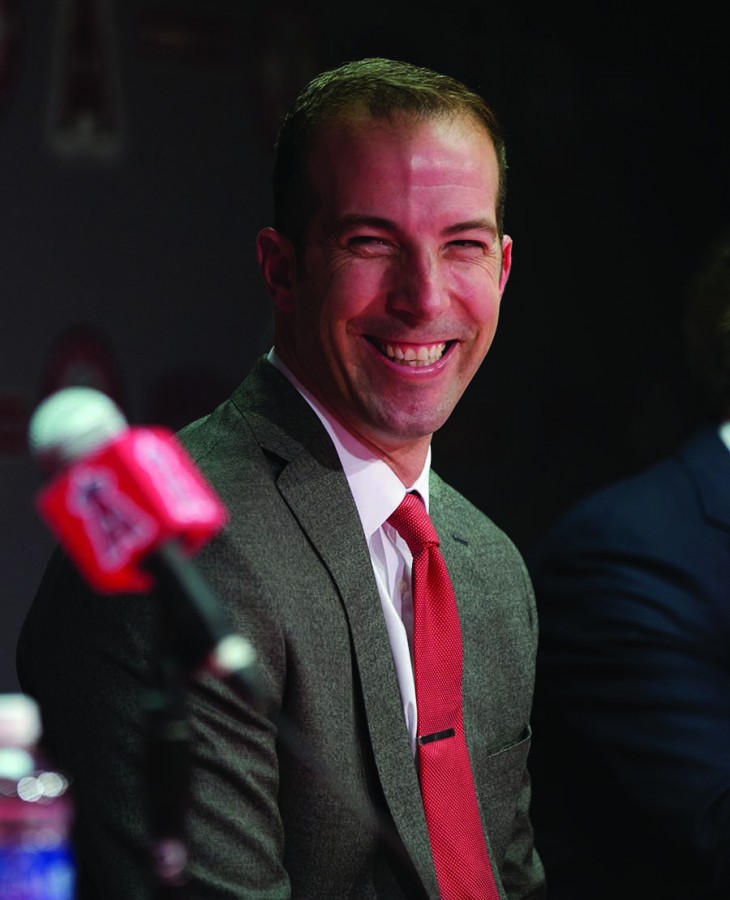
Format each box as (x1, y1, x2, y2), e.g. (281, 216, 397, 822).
(2, 0, 728, 692)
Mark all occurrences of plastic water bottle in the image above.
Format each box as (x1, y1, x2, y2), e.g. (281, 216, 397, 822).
(0, 693, 75, 899)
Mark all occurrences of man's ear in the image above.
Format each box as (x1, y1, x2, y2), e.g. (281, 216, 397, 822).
(499, 234, 513, 294)
(256, 226, 297, 312)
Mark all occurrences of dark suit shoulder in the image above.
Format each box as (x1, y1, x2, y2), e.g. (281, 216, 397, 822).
(530, 424, 730, 565)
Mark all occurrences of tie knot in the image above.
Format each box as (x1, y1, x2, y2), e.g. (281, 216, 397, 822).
(387, 492, 439, 554)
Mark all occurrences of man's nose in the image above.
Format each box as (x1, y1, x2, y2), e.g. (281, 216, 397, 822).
(388, 250, 448, 321)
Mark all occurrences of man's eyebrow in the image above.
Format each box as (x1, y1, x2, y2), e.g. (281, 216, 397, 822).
(333, 214, 395, 234)
(443, 219, 497, 237)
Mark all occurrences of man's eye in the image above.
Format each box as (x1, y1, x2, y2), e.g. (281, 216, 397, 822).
(348, 236, 392, 254)
(448, 240, 485, 250)
(349, 236, 388, 246)
(446, 240, 491, 258)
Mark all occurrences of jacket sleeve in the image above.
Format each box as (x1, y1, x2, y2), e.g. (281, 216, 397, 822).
(16, 544, 291, 900)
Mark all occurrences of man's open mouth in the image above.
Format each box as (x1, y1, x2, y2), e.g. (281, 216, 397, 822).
(375, 341, 449, 366)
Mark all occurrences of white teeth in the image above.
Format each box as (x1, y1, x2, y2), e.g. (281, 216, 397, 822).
(383, 342, 447, 366)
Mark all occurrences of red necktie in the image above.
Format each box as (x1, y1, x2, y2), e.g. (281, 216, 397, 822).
(388, 492, 500, 900)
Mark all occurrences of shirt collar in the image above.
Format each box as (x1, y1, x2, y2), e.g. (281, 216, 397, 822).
(718, 420, 730, 453)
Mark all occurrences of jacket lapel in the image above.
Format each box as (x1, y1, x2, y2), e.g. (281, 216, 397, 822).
(237, 359, 438, 894)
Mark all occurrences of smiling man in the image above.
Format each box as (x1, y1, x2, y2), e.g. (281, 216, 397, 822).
(18, 58, 545, 899)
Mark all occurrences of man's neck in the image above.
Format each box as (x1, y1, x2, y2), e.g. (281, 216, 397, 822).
(268, 347, 431, 487)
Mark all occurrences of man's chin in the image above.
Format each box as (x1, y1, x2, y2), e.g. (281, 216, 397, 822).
(363, 407, 452, 444)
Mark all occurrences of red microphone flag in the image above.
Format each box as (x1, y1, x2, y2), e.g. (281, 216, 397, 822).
(36, 426, 228, 593)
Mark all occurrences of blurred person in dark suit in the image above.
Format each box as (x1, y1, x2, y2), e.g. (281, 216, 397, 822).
(526, 225, 730, 899)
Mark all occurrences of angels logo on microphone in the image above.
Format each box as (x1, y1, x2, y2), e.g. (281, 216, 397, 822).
(66, 464, 158, 573)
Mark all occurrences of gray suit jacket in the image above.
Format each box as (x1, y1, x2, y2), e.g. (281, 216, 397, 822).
(17, 357, 545, 899)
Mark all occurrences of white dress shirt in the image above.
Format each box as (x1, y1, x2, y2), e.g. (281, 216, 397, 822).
(718, 420, 730, 452)
(268, 349, 425, 755)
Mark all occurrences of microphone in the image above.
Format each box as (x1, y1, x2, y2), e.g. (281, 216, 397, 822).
(28, 389, 412, 883)
(28, 386, 256, 684)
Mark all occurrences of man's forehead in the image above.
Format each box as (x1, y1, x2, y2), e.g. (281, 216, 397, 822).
(305, 112, 497, 184)
(313, 107, 491, 143)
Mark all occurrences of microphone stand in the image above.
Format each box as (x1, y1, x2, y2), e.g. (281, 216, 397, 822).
(141, 540, 259, 897)
(144, 639, 190, 896)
